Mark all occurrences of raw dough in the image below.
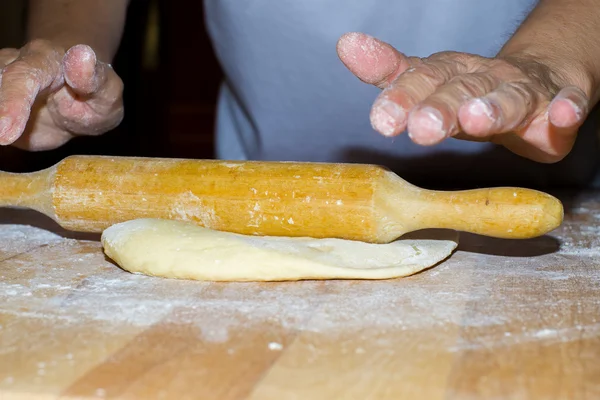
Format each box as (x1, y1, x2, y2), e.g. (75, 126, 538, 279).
(101, 218, 458, 282)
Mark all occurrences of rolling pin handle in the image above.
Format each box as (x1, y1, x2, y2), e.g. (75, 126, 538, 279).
(0, 168, 55, 216)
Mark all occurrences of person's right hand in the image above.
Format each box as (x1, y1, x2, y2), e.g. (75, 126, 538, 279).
(0, 39, 124, 151)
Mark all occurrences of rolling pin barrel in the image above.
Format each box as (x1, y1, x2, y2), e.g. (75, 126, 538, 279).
(0, 155, 564, 242)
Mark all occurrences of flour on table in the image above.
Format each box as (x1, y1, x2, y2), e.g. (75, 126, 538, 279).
(0, 224, 63, 260)
(0, 194, 599, 385)
(556, 192, 600, 256)
(101, 218, 458, 281)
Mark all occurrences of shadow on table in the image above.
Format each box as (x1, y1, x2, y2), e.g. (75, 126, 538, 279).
(0, 208, 561, 257)
(456, 232, 559, 257)
(402, 228, 559, 257)
(0, 208, 101, 241)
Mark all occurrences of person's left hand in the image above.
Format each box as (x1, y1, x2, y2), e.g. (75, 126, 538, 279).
(337, 32, 591, 163)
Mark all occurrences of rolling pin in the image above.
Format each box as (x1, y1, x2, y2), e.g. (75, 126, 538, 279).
(0, 155, 562, 243)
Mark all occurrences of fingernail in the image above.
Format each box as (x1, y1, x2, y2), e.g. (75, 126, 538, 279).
(549, 96, 584, 128)
(556, 97, 584, 120)
(371, 99, 406, 137)
(467, 98, 494, 120)
(407, 107, 446, 145)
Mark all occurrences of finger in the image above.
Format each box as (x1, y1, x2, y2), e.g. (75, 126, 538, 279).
(370, 57, 465, 137)
(493, 88, 585, 164)
(52, 57, 123, 114)
(48, 65, 124, 136)
(0, 40, 63, 145)
(509, 88, 585, 163)
(548, 86, 588, 129)
(49, 44, 123, 135)
(48, 85, 124, 136)
(63, 44, 108, 96)
(0, 49, 26, 121)
(407, 73, 499, 145)
(12, 104, 74, 151)
(458, 81, 540, 138)
(337, 32, 411, 88)
(498, 116, 578, 164)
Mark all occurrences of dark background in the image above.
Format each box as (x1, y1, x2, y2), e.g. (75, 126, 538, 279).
(0, 0, 220, 172)
(1, 1, 598, 190)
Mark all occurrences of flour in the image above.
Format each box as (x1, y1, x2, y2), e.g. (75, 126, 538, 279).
(0, 247, 500, 344)
(2, 242, 597, 348)
(268, 342, 283, 351)
(0, 224, 62, 258)
(0, 195, 599, 364)
(0, 225, 61, 242)
(449, 323, 600, 353)
(533, 328, 557, 338)
(556, 221, 600, 255)
(168, 191, 219, 227)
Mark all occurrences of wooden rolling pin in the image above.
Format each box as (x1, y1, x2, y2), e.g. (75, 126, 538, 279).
(0, 155, 563, 243)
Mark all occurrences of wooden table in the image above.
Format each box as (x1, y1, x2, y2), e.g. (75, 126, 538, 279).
(0, 191, 599, 400)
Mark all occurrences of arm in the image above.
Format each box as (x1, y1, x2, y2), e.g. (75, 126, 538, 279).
(27, 0, 130, 62)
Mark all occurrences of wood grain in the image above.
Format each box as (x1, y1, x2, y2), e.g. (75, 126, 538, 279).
(0, 191, 599, 399)
(0, 155, 563, 242)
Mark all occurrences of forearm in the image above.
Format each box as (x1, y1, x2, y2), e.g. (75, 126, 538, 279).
(499, 0, 600, 103)
(27, 0, 130, 62)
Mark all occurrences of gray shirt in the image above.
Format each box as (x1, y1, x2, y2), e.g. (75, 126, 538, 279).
(204, 0, 599, 188)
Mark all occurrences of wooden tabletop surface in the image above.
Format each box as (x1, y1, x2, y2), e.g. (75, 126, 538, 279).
(0, 190, 599, 400)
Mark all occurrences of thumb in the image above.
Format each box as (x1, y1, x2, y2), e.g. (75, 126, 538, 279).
(62, 44, 108, 96)
(336, 32, 411, 89)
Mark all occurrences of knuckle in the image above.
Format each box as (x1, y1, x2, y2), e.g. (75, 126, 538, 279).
(427, 51, 475, 71)
(2, 60, 38, 79)
(416, 63, 447, 81)
(488, 59, 525, 79)
(447, 73, 497, 97)
(3, 60, 26, 73)
(427, 51, 458, 61)
(406, 56, 423, 68)
(112, 73, 125, 91)
(25, 39, 55, 53)
(115, 80, 124, 95)
(429, 51, 472, 64)
(404, 63, 448, 89)
(501, 82, 535, 105)
(21, 39, 63, 66)
(101, 72, 125, 99)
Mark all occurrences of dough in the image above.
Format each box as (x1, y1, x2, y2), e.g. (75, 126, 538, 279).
(101, 219, 458, 282)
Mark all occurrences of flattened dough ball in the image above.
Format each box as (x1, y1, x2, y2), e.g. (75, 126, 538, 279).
(101, 219, 458, 282)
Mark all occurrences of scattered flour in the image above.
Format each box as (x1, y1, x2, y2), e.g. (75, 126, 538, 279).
(0, 224, 63, 256)
(557, 191, 600, 256)
(268, 342, 283, 351)
(0, 192, 599, 378)
(534, 328, 557, 338)
(0, 237, 597, 349)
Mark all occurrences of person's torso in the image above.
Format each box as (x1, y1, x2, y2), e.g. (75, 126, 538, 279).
(204, 0, 599, 188)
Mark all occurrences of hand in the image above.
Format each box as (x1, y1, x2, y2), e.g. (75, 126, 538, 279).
(0, 40, 124, 151)
(337, 32, 590, 163)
